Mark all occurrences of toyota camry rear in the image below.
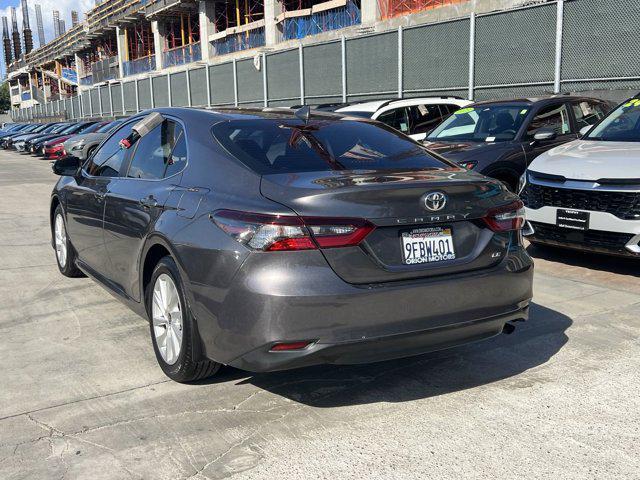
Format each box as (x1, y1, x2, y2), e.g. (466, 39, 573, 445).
(50, 107, 533, 382)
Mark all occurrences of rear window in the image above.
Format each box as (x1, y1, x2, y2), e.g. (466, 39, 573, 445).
(211, 119, 451, 174)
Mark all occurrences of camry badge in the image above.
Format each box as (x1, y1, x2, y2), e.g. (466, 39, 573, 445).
(423, 191, 447, 211)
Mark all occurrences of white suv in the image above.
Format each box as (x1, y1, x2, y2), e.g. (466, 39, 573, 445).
(521, 96, 640, 258)
(336, 97, 471, 141)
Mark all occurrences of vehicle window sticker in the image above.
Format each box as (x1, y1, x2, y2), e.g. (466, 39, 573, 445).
(454, 107, 474, 115)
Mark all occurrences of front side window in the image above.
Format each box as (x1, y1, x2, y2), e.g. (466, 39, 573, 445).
(587, 99, 640, 142)
(376, 107, 411, 134)
(212, 118, 452, 174)
(526, 103, 571, 137)
(84, 123, 135, 177)
(572, 101, 608, 129)
(428, 106, 530, 142)
(126, 120, 185, 180)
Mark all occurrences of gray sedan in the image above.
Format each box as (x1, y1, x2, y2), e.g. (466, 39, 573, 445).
(63, 120, 124, 160)
(49, 107, 533, 383)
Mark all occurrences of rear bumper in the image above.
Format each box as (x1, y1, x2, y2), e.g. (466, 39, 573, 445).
(188, 247, 534, 372)
(229, 305, 529, 372)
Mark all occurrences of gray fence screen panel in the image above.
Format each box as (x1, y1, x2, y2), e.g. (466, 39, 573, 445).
(266, 49, 299, 104)
(347, 31, 398, 97)
(189, 67, 207, 106)
(81, 94, 90, 116)
(99, 86, 109, 115)
(236, 58, 263, 104)
(170, 72, 189, 106)
(138, 78, 152, 110)
(303, 42, 341, 101)
(111, 84, 123, 115)
(562, 0, 640, 87)
(90, 89, 100, 115)
(209, 63, 235, 105)
(475, 4, 556, 88)
(72, 96, 80, 118)
(403, 19, 470, 93)
(152, 76, 169, 107)
(123, 82, 137, 114)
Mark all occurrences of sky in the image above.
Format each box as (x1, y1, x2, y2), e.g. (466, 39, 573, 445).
(0, 0, 94, 78)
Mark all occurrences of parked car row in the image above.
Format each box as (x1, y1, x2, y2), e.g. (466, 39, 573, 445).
(0, 119, 122, 159)
(0, 91, 635, 383)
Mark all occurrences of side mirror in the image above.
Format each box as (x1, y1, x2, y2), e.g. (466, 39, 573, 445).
(52, 155, 81, 177)
(579, 125, 592, 137)
(533, 128, 557, 142)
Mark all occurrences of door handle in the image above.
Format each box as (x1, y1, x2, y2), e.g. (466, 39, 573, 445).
(139, 196, 158, 208)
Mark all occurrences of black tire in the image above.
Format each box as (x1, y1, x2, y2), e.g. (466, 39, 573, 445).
(53, 205, 84, 278)
(146, 256, 220, 383)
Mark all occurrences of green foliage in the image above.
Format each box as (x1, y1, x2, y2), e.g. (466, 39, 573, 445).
(0, 82, 10, 112)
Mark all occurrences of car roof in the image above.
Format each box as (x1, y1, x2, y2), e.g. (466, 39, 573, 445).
(336, 97, 468, 113)
(471, 95, 606, 107)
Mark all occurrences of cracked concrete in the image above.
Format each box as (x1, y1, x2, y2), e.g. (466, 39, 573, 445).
(0, 150, 639, 479)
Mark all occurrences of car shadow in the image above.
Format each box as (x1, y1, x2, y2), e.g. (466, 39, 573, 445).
(200, 303, 572, 408)
(526, 243, 640, 278)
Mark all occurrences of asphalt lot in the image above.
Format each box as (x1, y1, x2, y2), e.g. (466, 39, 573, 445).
(0, 149, 638, 480)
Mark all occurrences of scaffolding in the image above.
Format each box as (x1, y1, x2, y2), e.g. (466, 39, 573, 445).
(211, 0, 265, 55)
(378, 0, 464, 20)
(123, 20, 156, 76)
(279, 0, 361, 41)
(163, 11, 201, 67)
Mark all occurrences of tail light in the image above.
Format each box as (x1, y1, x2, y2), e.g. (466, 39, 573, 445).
(212, 210, 375, 252)
(483, 200, 525, 232)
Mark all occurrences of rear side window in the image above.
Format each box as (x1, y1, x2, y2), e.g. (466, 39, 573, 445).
(409, 105, 445, 135)
(212, 119, 451, 174)
(376, 107, 410, 133)
(126, 120, 185, 180)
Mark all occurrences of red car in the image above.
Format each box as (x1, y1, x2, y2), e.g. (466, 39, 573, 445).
(43, 136, 72, 159)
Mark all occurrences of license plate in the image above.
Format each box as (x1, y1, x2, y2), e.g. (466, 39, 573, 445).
(401, 227, 456, 265)
(556, 209, 590, 231)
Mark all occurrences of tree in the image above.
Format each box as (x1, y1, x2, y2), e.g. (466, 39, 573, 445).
(0, 82, 10, 113)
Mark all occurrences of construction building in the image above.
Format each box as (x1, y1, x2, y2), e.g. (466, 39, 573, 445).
(4, 0, 640, 118)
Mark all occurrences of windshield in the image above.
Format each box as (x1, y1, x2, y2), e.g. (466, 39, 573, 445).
(52, 123, 71, 133)
(212, 119, 452, 174)
(587, 99, 640, 142)
(97, 120, 122, 133)
(427, 105, 530, 142)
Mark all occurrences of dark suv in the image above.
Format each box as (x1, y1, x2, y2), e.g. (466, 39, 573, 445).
(424, 96, 613, 191)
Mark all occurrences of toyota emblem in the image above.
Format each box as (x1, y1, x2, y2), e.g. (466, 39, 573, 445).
(423, 191, 447, 211)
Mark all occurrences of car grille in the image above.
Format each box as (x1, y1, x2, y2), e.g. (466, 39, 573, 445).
(522, 183, 640, 220)
(529, 222, 637, 256)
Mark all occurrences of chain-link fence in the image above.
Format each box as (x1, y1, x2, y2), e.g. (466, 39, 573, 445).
(12, 0, 640, 121)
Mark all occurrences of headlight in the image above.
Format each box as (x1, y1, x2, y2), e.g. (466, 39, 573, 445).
(71, 143, 85, 151)
(518, 172, 527, 194)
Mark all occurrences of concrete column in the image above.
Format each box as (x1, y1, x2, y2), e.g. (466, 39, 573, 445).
(74, 53, 85, 91)
(264, 0, 283, 47)
(361, 0, 380, 24)
(152, 20, 164, 71)
(199, 0, 216, 61)
(116, 26, 127, 78)
(41, 71, 47, 103)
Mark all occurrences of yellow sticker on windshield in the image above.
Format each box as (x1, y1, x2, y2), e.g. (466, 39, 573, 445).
(624, 99, 640, 107)
(454, 107, 474, 115)
(520, 109, 528, 115)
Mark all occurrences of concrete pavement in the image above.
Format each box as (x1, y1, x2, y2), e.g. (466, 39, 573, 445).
(0, 150, 638, 479)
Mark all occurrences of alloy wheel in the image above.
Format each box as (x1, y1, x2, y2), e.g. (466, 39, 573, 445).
(152, 273, 183, 365)
(54, 214, 67, 268)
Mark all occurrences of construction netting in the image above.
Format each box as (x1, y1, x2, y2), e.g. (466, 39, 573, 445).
(378, 0, 465, 20)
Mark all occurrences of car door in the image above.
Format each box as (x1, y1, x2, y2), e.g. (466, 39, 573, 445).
(64, 122, 135, 275)
(522, 102, 575, 164)
(102, 118, 187, 301)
